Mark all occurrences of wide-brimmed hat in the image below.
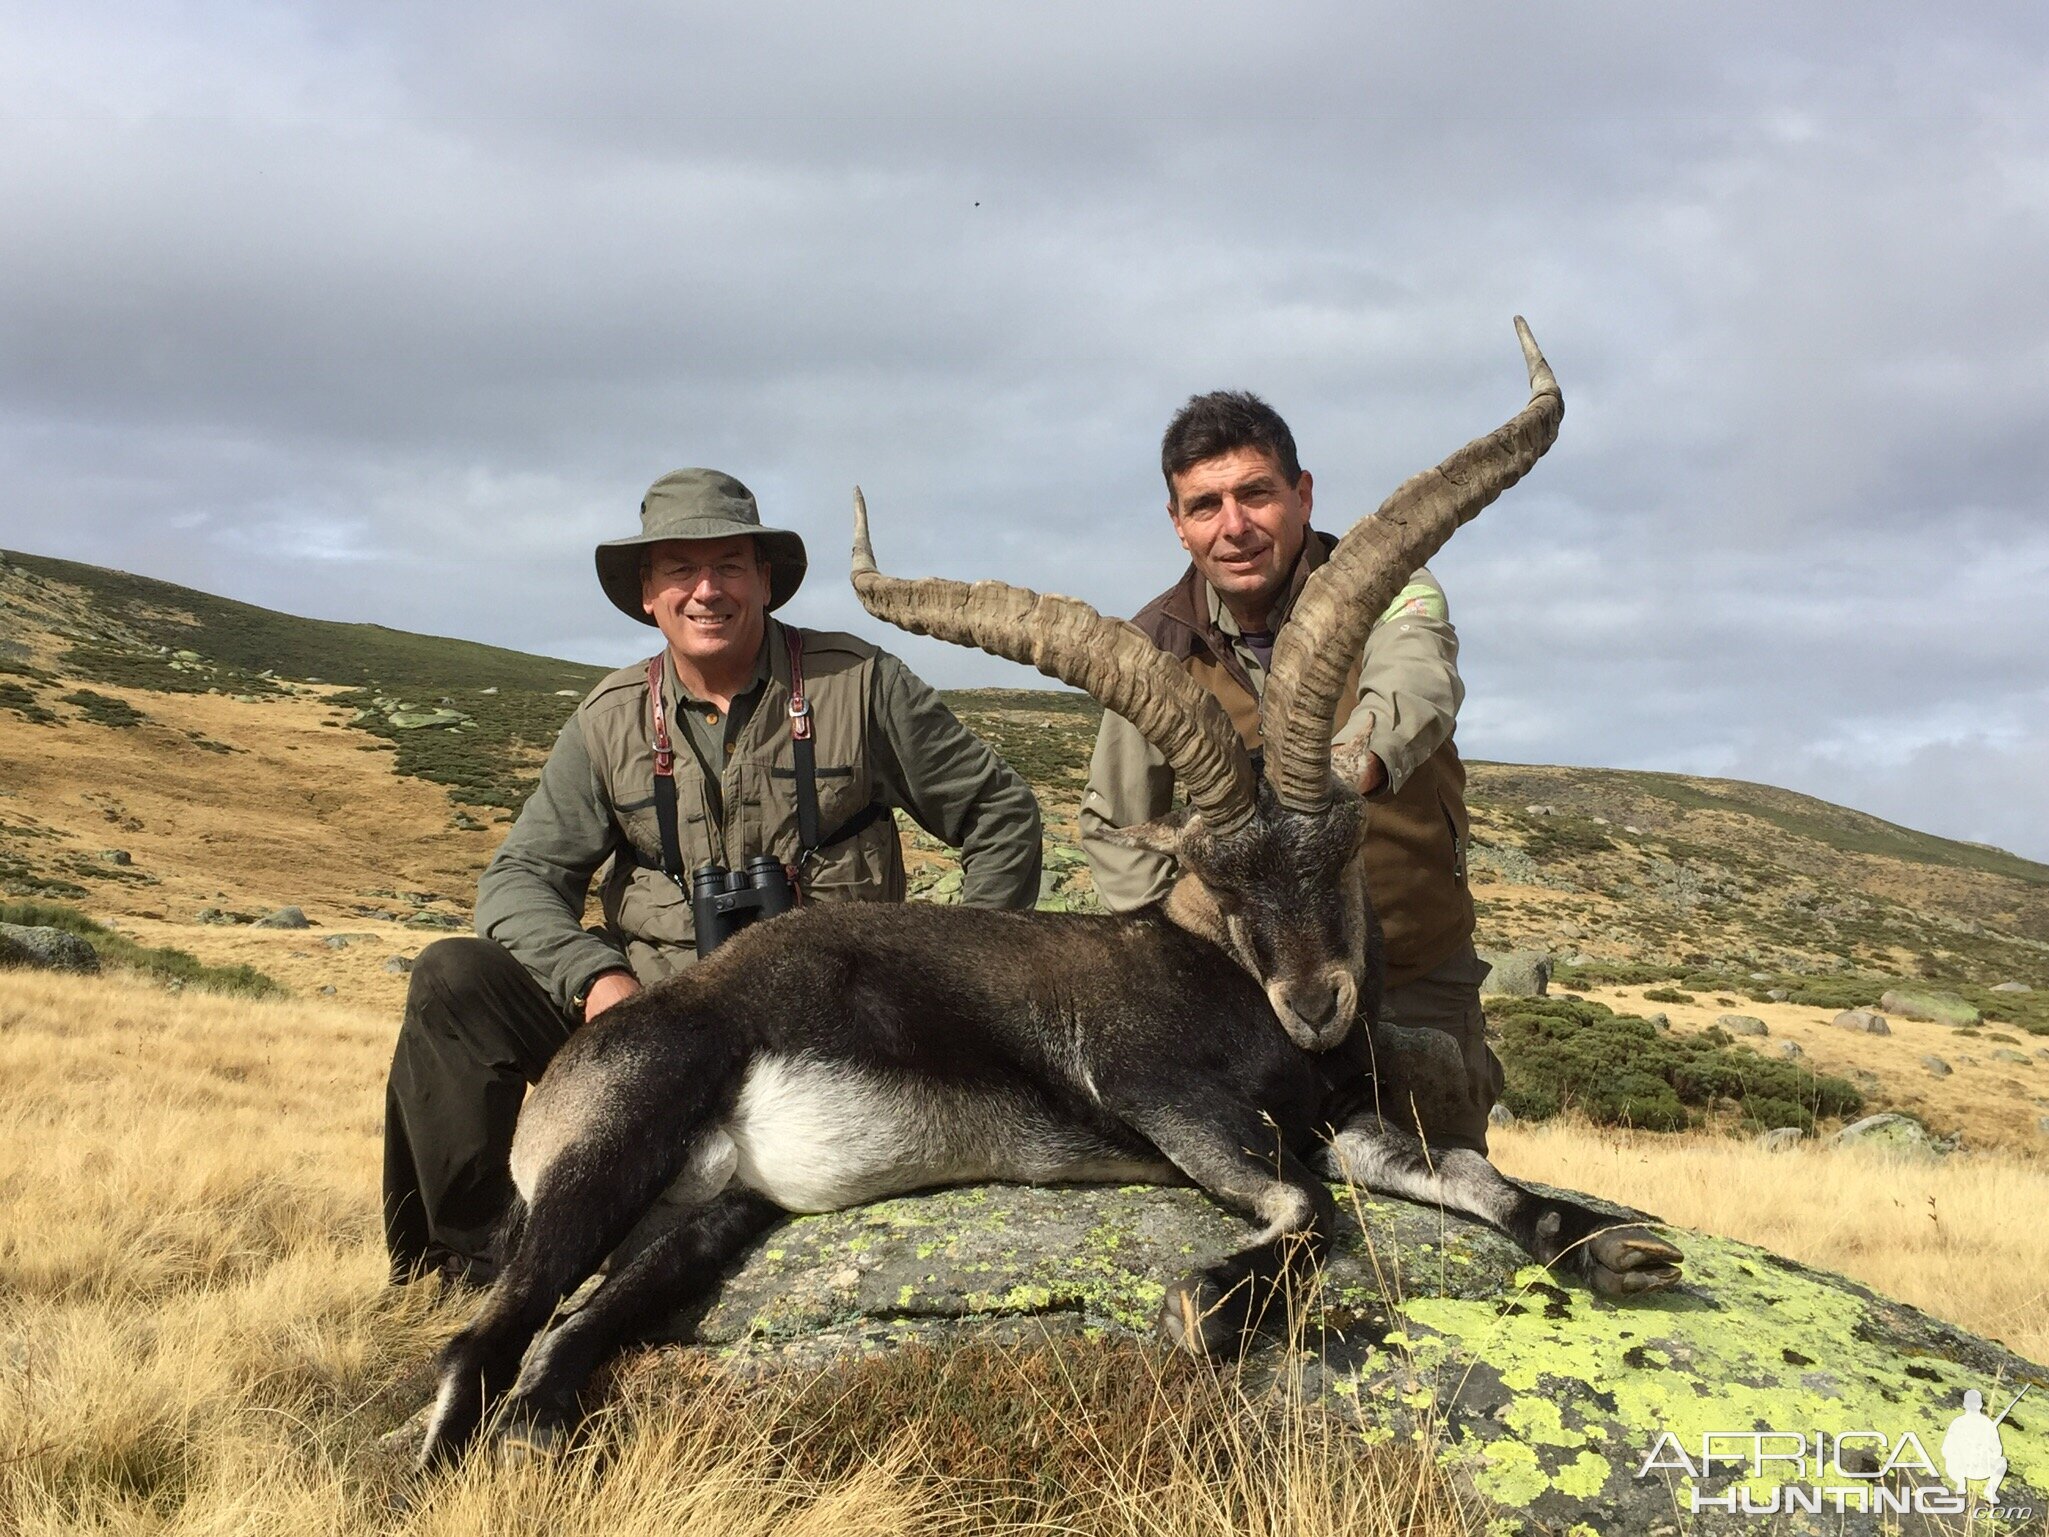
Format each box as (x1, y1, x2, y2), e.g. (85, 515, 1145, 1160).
(595, 468, 809, 623)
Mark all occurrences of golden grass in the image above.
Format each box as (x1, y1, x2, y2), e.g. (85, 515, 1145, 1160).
(1492, 1117, 2049, 1362)
(5, 965, 2045, 1534)
(0, 969, 1480, 1535)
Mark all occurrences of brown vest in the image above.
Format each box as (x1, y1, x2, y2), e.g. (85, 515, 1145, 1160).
(1130, 535, 1474, 987)
(576, 624, 905, 984)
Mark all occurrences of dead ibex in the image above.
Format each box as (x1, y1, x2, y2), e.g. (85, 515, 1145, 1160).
(418, 319, 1683, 1466)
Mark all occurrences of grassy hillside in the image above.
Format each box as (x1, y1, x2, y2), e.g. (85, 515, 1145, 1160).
(4, 546, 2046, 1152)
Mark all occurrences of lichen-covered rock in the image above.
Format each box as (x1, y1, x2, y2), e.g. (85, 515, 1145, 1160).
(0, 922, 101, 974)
(635, 1181, 2045, 1533)
(1478, 949, 1550, 998)
(1879, 988, 1983, 1028)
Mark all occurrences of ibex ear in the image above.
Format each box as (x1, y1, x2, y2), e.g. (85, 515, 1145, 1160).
(1092, 808, 1195, 859)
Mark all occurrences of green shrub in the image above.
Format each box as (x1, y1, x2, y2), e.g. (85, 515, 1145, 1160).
(0, 900, 282, 997)
(1641, 986, 1695, 1004)
(59, 688, 148, 728)
(1490, 996, 1863, 1134)
(0, 680, 58, 724)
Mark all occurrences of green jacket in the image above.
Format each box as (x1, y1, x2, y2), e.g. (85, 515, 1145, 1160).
(1078, 532, 1474, 988)
(477, 624, 1042, 1012)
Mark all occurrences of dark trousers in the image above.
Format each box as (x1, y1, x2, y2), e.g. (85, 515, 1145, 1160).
(382, 937, 578, 1281)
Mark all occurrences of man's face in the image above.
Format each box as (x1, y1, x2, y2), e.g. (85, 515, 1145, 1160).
(640, 535, 772, 671)
(1167, 446, 1313, 623)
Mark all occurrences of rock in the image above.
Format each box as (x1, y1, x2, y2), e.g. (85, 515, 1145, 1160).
(1991, 981, 2033, 993)
(1646, 1012, 1670, 1032)
(1848, 1068, 1883, 1093)
(1747, 971, 1771, 981)
(1715, 1014, 1769, 1036)
(99, 849, 131, 866)
(318, 985, 336, 996)
(1920, 1055, 1953, 1077)
(1622, 824, 1642, 836)
(1834, 1112, 1944, 1158)
(1476, 949, 1549, 998)
(556, 689, 580, 697)
(1993, 1049, 2033, 1065)
(323, 935, 350, 950)
(452, 811, 484, 831)
(1879, 988, 1982, 1028)
(1832, 1008, 1891, 1035)
(384, 955, 414, 975)
(1486, 1103, 1515, 1128)
(254, 906, 310, 929)
(388, 708, 469, 730)
(1755, 1126, 1804, 1151)
(1765, 988, 1788, 1001)
(479, 686, 498, 695)
(0, 923, 101, 974)
(1778, 1040, 1804, 1059)
(593, 1180, 2046, 1530)
(1523, 804, 1554, 816)
(403, 911, 466, 930)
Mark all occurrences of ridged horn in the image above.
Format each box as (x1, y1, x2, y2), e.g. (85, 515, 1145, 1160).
(1260, 317, 1562, 812)
(850, 489, 1256, 832)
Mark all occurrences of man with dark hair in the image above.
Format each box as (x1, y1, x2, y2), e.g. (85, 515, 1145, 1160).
(1079, 393, 1500, 1153)
(383, 468, 1043, 1288)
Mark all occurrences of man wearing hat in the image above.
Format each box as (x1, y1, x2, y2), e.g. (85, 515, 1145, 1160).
(383, 469, 1043, 1287)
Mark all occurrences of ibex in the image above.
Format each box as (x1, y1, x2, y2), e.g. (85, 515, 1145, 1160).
(418, 320, 1683, 1466)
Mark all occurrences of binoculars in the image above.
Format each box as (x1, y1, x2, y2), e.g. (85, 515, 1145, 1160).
(691, 856, 796, 957)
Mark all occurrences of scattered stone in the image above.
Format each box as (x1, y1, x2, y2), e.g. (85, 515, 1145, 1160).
(1832, 1008, 1891, 1035)
(556, 689, 580, 697)
(1879, 988, 1982, 1028)
(254, 906, 311, 929)
(319, 985, 337, 996)
(1778, 1041, 1804, 1060)
(0, 923, 102, 974)
(1646, 1012, 1670, 1032)
(1834, 1112, 1943, 1158)
(479, 686, 498, 695)
(1755, 1127, 1804, 1152)
(1991, 981, 2032, 993)
(452, 811, 484, 831)
(1487, 1103, 1516, 1128)
(403, 911, 466, 930)
(323, 935, 350, 950)
(1920, 1055, 1953, 1078)
(1622, 824, 1643, 836)
(1747, 971, 1772, 982)
(1765, 988, 1788, 1002)
(1716, 1014, 1769, 1037)
(1992, 1049, 2032, 1065)
(1523, 804, 1554, 816)
(1477, 949, 1549, 998)
(388, 708, 469, 730)
(384, 955, 414, 975)
(99, 849, 131, 866)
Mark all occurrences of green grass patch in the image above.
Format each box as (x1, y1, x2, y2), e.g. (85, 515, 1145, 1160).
(1640, 986, 1695, 1005)
(0, 900, 283, 997)
(0, 679, 59, 724)
(59, 688, 148, 728)
(1491, 995, 1864, 1133)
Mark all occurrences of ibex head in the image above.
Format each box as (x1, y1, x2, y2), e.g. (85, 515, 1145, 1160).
(851, 319, 1561, 1053)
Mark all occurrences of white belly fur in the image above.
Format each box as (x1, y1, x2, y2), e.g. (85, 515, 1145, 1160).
(721, 1053, 1168, 1212)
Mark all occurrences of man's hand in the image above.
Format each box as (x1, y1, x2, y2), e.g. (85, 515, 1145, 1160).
(581, 969, 641, 1023)
(1333, 713, 1387, 796)
(1356, 750, 1387, 796)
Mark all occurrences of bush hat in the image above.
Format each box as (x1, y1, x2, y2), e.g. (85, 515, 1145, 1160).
(595, 468, 809, 624)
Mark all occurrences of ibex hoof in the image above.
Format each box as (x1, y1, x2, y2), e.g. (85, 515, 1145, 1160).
(1157, 1271, 1253, 1357)
(1584, 1224, 1684, 1298)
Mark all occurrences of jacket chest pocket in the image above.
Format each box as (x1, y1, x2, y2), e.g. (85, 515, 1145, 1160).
(768, 761, 864, 843)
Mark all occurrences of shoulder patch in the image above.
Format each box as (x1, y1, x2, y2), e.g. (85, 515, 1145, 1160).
(1377, 580, 1448, 625)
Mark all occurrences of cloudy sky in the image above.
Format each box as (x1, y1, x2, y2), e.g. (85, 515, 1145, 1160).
(4, 3, 2045, 860)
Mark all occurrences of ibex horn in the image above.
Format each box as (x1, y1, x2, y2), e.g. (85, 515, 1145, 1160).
(850, 489, 1256, 833)
(1260, 317, 1562, 812)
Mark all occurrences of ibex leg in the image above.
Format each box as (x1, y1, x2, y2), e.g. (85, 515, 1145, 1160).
(1318, 1113, 1682, 1296)
(1121, 1101, 1336, 1357)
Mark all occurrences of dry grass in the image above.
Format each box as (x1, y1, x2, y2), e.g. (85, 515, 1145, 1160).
(1492, 1116, 2049, 1362)
(6, 965, 2046, 1534)
(0, 969, 1478, 1535)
